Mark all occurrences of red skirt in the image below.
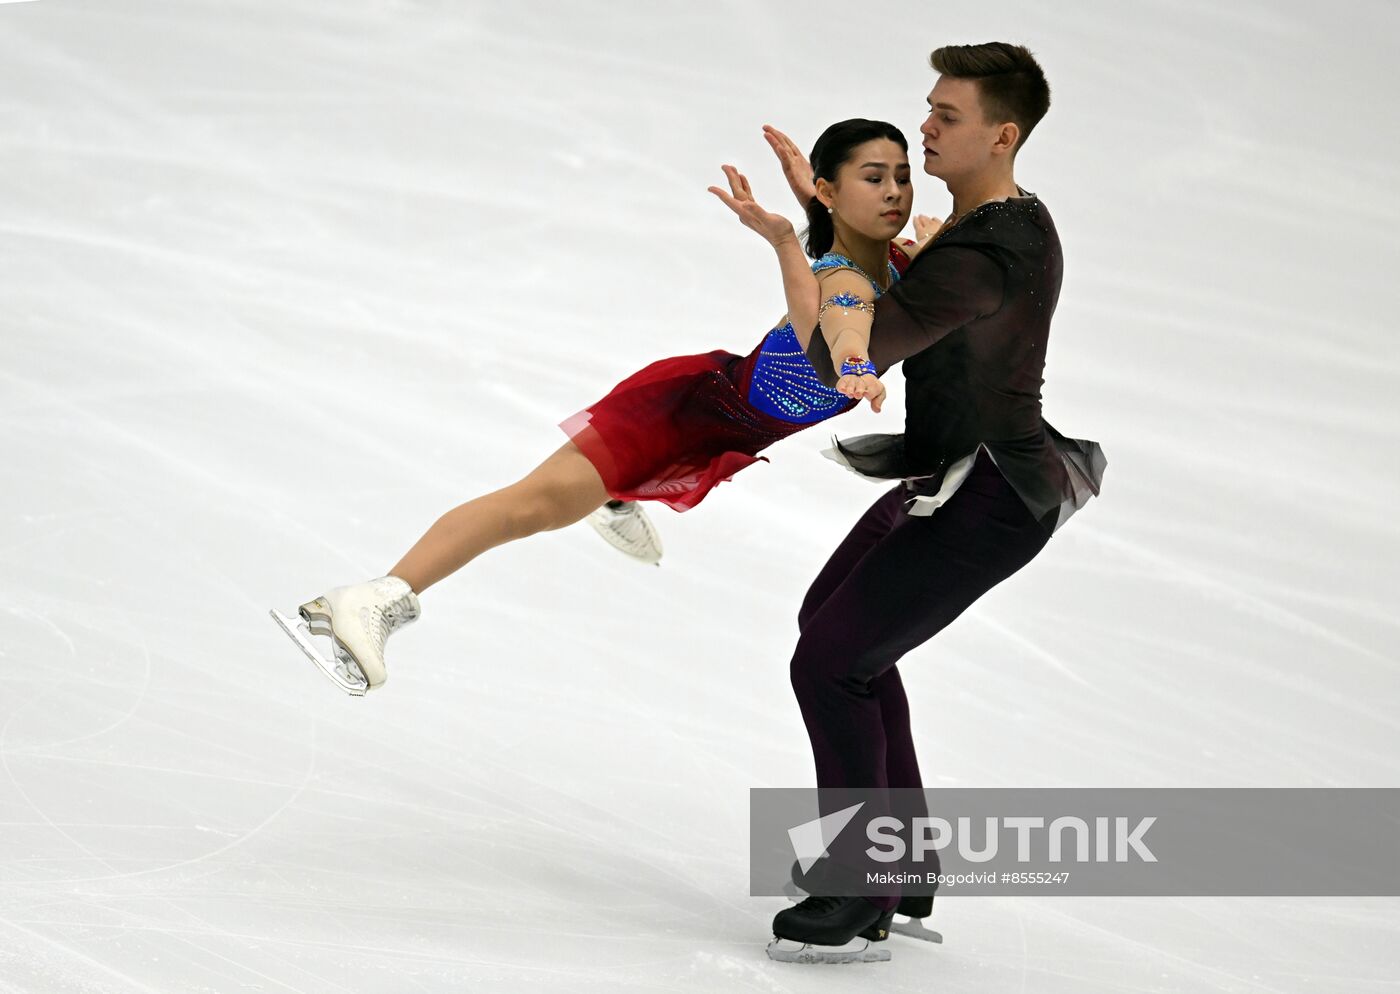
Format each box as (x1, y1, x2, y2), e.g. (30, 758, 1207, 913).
(560, 348, 841, 511)
(560, 244, 912, 511)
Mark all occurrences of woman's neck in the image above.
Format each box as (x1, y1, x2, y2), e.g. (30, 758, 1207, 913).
(828, 235, 890, 291)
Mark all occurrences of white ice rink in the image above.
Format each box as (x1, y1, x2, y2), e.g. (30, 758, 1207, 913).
(3, 1, 1399, 990)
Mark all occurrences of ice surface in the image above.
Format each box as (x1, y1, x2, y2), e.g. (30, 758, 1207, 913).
(2, 0, 1398, 991)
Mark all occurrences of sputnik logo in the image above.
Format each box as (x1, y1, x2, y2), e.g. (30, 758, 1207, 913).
(787, 802, 865, 873)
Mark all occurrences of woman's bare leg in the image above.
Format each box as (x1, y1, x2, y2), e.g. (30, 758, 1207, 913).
(388, 441, 611, 594)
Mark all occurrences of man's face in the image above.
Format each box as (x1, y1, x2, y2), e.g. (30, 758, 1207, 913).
(918, 76, 1010, 181)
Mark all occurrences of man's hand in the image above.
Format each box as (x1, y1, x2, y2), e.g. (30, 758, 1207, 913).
(708, 164, 797, 247)
(762, 125, 816, 210)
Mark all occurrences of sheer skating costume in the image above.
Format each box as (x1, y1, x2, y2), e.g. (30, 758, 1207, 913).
(559, 246, 911, 510)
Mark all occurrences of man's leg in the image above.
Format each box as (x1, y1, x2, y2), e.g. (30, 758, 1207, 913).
(874, 666, 921, 788)
(796, 484, 906, 632)
(794, 484, 923, 790)
(789, 453, 1048, 909)
(791, 452, 1048, 787)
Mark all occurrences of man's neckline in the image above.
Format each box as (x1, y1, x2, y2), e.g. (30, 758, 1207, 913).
(956, 186, 1035, 217)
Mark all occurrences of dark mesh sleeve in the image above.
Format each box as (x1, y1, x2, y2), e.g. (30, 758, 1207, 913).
(869, 245, 1005, 369)
(803, 245, 1005, 385)
(804, 326, 842, 389)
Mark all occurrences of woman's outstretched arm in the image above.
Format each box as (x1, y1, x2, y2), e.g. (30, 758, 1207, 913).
(815, 268, 886, 413)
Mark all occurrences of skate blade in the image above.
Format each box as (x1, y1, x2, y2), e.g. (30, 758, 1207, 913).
(765, 937, 891, 964)
(269, 609, 369, 696)
(889, 917, 943, 944)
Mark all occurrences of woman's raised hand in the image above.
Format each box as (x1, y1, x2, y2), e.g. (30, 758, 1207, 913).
(708, 165, 797, 247)
(913, 213, 945, 243)
(762, 125, 815, 208)
(836, 372, 887, 413)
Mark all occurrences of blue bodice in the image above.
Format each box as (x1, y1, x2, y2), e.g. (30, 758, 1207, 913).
(746, 253, 899, 425)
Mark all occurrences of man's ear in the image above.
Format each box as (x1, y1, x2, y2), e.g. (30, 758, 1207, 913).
(992, 121, 1021, 157)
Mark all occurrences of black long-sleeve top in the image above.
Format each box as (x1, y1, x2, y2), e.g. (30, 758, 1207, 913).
(806, 191, 1105, 535)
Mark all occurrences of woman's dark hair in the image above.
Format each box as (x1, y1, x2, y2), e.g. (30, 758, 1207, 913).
(803, 119, 908, 259)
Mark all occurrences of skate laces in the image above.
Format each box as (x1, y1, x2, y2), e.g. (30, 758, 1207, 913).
(382, 592, 417, 632)
(611, 505, 652, 544)
(615, 512, 645, 542)
(362, 585, 418, 655)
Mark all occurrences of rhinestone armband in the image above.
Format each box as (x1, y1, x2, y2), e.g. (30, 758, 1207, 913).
(818, 291, 875, 320)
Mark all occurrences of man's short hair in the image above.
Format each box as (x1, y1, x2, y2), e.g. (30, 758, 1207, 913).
(930, 42, 1051, 155)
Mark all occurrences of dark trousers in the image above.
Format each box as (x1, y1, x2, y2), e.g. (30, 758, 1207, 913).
(791, 448, 1050, 908)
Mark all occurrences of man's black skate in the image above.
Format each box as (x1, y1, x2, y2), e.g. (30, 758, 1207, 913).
(785, 861, 937, 937)
(766, 895, 894, 964)
(785, 858, 864, 898)
(896, 895, 933, 918)
(774, 894, 888, 945)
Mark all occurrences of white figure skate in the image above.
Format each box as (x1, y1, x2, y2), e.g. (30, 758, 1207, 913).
(586, 500, 663, 566)
(270, 575, 421, 695)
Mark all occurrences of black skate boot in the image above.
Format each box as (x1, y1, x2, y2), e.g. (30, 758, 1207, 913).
(767, 895, 893, 963)
(858, 906, 896, 942)
(773, 894, 885, 945)
(787, 858, 864, 898)
(896, 895, 933, 918)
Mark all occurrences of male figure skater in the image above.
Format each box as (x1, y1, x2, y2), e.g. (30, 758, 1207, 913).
(766, 42, 1106, 955)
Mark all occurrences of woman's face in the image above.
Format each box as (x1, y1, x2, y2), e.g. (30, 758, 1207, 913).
(820, 138, 913, 244)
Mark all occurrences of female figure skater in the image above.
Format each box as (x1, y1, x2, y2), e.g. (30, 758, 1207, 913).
(272, 119, 935, 695)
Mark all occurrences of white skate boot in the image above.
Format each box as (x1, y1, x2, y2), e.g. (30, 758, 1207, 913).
(270, 575, 421, 695)
(586, 500, 663, 566)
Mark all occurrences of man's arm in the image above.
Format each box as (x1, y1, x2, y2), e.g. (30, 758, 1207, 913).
(871, 245, 1004, 368)
(803, 244, 1005, 386)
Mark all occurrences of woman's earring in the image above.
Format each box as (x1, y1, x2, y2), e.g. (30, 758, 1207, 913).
(827, 207, 834, 215)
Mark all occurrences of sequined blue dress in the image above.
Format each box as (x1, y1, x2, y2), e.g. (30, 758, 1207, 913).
(559, 250, 905, 511)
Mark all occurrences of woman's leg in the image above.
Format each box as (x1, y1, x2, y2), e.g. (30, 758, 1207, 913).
(388, 441, 610, 594)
